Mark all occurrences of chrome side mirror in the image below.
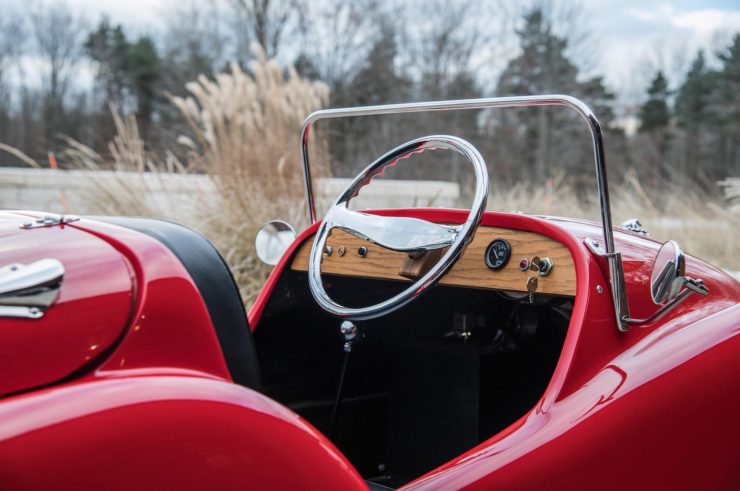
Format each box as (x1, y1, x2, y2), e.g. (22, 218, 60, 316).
(624, 240, 709, 327)
(650, 241, 685, 305)
(255, 220, 296, 266)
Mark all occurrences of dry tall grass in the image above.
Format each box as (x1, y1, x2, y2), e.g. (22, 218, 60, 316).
(64, 108, 194, 220)
(490, 170, 740, 273)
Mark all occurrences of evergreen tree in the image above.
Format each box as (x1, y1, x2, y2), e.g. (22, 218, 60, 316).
(497, 9, 579, 96)
(675, 51, 713, 175)
(714, 34, 740, 177)
(126, 37, 160, 142)
(84, 19, 131, 148)
(494, 7, 620, 183)
(675, 52, 711, 131)
(85, 18, 129, 109)
(639, 71, 671, 132)
(637, 71, 672, 181)
(347, 23, 407, 107)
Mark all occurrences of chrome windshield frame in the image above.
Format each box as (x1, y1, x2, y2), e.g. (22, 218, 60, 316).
(299, 94, 633, 331)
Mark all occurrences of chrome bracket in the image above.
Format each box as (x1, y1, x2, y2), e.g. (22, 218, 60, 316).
(20, 214, 79, 230)
(607, 251, 632, 331)
(584, 239, 632, 331)
(624, 277, 708, 327)
(584, 238, 606, 256)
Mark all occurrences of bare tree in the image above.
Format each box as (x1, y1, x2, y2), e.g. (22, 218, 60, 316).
(531, 0, 597, 76)
(399, 0, 481, 97)
(27, 1, 86, 151)
(0, 13, 23, 84)
(0, 11, 24, 148)
(296, 0, 379, 88)
(229, 0, 305, 59)
(161, 0, 228, 93)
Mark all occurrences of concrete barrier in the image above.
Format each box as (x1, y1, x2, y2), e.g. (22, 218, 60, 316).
(0, 167, 460, 216)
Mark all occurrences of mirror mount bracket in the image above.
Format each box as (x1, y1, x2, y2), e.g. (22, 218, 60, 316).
(623, 277, 708, 327)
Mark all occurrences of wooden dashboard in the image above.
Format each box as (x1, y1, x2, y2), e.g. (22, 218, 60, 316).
(291, 226, 576, 296)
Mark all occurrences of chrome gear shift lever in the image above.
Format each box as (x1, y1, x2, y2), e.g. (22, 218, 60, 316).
(330, 321, 363, 436)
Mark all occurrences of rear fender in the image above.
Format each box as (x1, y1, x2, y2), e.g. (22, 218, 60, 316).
(0, 376, 367, 491)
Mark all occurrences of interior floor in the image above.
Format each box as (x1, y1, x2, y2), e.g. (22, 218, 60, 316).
(254, 271, 571, 488)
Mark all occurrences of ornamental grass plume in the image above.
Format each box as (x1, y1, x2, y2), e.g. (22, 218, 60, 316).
(168, 44, 329, 301)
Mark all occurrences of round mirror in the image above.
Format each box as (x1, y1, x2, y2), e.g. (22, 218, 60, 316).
(650, 240, 686, 305)
(255, 220, 296, 266)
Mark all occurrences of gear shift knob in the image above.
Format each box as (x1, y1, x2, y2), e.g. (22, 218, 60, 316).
(340, 321, 360, 352)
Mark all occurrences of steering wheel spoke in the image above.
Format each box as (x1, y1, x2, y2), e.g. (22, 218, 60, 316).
(326, 206, 460, 252)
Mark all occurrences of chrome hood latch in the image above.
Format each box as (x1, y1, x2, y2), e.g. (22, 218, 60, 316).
(0, 259, 65, 319)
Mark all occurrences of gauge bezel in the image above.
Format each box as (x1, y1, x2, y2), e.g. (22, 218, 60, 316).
(484, 238, 512, 271)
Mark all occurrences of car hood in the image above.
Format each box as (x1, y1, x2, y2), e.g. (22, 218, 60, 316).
(0, 211, 134, 397)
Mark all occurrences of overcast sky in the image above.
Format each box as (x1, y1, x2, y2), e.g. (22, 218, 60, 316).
(2, 0, 740, 103)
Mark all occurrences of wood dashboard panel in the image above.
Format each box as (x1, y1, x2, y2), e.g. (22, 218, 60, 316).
(291, 226, 576, 296)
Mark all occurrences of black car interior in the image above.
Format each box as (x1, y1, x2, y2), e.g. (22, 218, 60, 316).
(254, 270, 571, 488)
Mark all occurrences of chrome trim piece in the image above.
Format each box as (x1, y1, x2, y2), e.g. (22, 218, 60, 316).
(298, 94, 644, 330)
(308, 135, 488, 320)
(620, 218, 649, 235)
(0, 258, 64, 319)
(0, 305, 44, 319)
(20, 214, 79, 229)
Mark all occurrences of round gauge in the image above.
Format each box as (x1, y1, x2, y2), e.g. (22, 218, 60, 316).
(484, 238, 511, 270)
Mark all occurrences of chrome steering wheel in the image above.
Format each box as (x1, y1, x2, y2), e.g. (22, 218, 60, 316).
(308, 135, 489, 320)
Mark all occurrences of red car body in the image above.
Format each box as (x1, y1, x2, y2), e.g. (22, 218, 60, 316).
(1, 205, 738, 490)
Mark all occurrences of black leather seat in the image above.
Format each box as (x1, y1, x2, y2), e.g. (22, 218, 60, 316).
(95, 216, 261, 391)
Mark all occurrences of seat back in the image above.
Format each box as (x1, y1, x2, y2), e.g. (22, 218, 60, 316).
(96, 216, 261, 390)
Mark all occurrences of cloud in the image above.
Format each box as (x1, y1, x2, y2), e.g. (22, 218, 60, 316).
(627, 3, 676, 23)
(670, 9, 740, 33)
(627, 4, 740, 34)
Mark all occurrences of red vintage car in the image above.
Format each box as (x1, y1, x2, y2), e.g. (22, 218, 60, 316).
(1, 95, 738, 491)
